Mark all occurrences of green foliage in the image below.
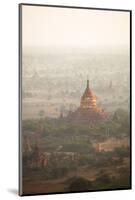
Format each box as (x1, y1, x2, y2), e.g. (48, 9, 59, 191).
(114, 147, 130, 157)
(23, 108, 130, 139)
(111, 109, 130, 136)
(92, 172, 130, 190)
(93, 174, 111, 187)
(61, 143, 93, 153)
(68, 177, 92, 191)
(23, 120, 37, 132)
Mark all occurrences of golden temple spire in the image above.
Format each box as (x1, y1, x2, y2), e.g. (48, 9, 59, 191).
(87, 79, 89, 89)
(86, 75, 89, 87)
(80, 79, 97, 109)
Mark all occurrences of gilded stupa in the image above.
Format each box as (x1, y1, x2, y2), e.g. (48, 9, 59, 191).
(80, 79, 97, 109)
(67, 79, 107, 125)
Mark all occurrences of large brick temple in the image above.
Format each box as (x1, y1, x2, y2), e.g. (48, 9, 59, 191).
(67, 79, 107, 125)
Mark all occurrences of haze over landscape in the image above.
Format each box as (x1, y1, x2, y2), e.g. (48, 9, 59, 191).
(22, 5, 130, 119)
(22, 47, 130, 119)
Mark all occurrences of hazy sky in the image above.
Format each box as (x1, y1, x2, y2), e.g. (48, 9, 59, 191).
(22, 5, 130, 49)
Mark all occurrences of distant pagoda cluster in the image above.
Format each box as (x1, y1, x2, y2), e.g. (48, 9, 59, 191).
(67, 79, 107, 125)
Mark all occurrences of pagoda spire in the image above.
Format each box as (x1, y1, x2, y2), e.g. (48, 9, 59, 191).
(80, 78, 97, 109)
(87, 79, 89, 89)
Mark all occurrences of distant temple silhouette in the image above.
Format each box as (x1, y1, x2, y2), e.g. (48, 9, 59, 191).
(67, 79, 107, 125)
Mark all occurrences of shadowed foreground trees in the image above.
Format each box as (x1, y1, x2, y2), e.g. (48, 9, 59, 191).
(67, 177, 92, 191)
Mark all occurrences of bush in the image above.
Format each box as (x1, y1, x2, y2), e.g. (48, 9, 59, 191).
(61, 143, 92, 153)
(68, 177, 92, 191)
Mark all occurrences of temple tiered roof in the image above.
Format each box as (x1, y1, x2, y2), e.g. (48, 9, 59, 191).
(67, 79, 107, 125)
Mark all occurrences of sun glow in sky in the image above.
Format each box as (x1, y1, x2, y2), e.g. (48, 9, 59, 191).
(22, 5, 130, 49)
